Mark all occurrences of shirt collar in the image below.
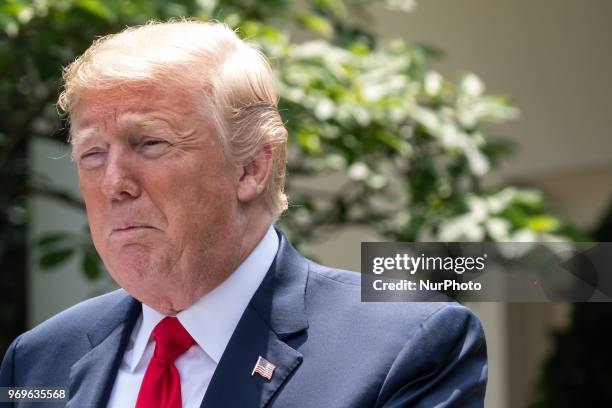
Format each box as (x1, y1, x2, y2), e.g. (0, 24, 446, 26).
(128, 225, 279, 370)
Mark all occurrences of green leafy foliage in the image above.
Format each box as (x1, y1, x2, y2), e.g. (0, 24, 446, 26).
(82, 247, 102, 280)
(39, 247, 74, 269)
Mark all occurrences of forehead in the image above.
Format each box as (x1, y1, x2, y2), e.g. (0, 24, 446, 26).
(70, 85, 203, 144)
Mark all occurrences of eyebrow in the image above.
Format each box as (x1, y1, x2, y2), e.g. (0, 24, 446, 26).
(70, 126, 99, 151)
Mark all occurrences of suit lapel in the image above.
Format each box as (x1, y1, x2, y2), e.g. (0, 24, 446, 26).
(201, 229, 309, 408)
(200, 306, 303, 408)
(66, 293, 140, 408)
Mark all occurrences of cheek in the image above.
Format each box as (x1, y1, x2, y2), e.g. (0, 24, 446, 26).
(79, 182, 122, 267)
(79, 171, 104, 208)
(79, 177, 95, 203)
(182, 182, 233, 219)
(85, 208, 107, 256)
(168, 178, 238, 237)
(169, 158, 238, 210)
(79, 181, 106, 238)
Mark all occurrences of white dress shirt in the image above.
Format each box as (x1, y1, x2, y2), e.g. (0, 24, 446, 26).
(106, 226, 279, 408)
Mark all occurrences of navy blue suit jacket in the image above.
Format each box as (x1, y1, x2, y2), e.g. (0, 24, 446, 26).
(1, 230, 487, 407)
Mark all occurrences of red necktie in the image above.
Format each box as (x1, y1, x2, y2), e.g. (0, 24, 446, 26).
(135, 317, 194, 408)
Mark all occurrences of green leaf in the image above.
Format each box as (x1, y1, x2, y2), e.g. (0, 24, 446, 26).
(35, 232, 72, 248)
(527, 216, 561, 232)
(82, 249, 101, 280)
(75, 0, 116, 21)
(313, 0, 347, 17)
(39, 248, 74, 269)
(482, 138, 517, 163)
(0, 1, 27, 18)
(296, 12, 334, 38)
(297, 130, 322, 154)
(376, 131, 412, 156)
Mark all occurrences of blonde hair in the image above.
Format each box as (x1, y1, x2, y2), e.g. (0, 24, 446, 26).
(58, 20, 288, 216)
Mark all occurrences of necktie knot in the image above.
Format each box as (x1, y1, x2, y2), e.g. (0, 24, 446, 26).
(152, 317, 194, 363)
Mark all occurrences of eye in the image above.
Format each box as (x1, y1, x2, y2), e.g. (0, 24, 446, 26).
(143, 139, 165, 147)
(78, 150, 106, 169)
(138, 138, 170, 157)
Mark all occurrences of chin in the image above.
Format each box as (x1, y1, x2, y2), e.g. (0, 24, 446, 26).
(132, 285, 195, 315)
(106, 246, 170, 278)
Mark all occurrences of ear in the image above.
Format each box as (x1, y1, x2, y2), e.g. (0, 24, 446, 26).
(237, 145, 273, 204)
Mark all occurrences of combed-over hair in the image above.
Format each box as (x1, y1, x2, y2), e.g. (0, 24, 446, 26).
(58, 20, 288, 216)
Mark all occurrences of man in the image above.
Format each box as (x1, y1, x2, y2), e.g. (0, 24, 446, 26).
(0, 21, 487, 407)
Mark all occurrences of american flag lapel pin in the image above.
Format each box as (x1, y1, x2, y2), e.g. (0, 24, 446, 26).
(251, 356, 276, 380)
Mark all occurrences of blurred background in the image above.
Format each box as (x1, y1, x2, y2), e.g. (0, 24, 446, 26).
(1, 0, 611, 407)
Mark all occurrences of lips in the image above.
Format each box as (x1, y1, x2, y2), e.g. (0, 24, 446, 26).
(111, 222, 157, 235)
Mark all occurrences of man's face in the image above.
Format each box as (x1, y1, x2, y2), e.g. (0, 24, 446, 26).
(72, 85, 243, 312)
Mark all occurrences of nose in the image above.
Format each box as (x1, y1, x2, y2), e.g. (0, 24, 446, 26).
(100, 148, 141, 202)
